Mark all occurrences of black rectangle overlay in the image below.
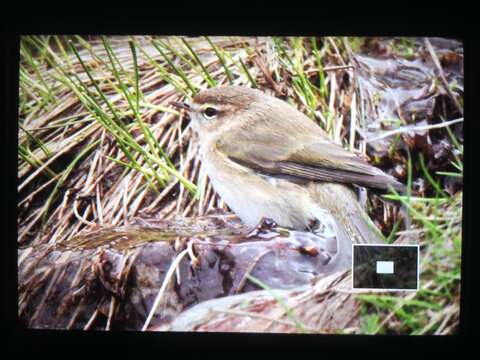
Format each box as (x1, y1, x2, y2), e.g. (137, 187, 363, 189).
(353, 244, 419, 290)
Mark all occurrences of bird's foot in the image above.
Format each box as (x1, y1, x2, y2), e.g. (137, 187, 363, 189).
(245, 217, 279, 239)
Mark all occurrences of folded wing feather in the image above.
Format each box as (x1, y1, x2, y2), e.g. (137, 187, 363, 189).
(216, 102, 406, 193)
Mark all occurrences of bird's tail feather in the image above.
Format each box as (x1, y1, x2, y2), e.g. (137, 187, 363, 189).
(310, 183, 385, 272)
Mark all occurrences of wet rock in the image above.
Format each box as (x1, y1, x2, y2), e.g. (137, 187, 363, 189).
(157, 271, 358, 333)
(18, 215, 348, 330)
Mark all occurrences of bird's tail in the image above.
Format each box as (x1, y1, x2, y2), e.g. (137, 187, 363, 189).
(310, 183, 385, 272)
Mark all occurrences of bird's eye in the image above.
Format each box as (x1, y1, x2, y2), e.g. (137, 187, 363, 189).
(203, 107, 218, 119)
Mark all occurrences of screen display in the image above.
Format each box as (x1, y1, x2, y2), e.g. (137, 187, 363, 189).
(18, 36, 463, 334)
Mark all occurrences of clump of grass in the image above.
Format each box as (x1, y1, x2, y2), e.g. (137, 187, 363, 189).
(18, 35, 342, 246)
(358, 190, 462, 335)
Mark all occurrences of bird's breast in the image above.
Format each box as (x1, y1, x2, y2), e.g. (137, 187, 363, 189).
(200, 147, 314, 229)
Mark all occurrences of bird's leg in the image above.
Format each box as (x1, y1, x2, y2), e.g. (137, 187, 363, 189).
(245, 217, 335, 265)
(245, 217, 278, 238)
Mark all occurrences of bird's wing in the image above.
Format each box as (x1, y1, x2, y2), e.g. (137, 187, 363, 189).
(216, 107, 405, 193)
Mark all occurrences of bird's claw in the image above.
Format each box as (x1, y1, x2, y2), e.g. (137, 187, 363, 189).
(246, 217, 278, 238)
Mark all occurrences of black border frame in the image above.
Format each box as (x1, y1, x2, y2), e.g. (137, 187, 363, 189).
(2, 9, 477, 354)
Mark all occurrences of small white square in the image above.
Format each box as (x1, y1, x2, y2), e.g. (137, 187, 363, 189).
(376, 261, 394, 274)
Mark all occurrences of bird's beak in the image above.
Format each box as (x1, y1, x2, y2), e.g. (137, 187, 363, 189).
(170, 101, 192, 112)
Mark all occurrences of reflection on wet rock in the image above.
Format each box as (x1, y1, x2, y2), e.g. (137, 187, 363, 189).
(18, 214, 345, 330)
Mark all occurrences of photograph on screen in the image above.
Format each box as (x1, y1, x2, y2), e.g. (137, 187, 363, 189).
(17, 36, 463, 334)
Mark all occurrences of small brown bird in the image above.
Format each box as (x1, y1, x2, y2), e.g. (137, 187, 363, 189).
(172, 86, 405, 266)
